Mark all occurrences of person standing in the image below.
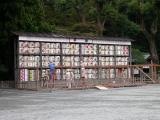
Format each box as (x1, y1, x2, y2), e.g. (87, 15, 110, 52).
(66, 69, 75, 88)
(49, 62, 55, 88)
(81, 60, 86, 87)
(70, 69, 74, 87)
(66, 69, 71, 88)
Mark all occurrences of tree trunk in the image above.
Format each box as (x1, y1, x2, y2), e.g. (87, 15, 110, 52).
(139, 0, 159, 64)
(97, 18, 104, 36)
(148, 35, 159, 64)
(81, 14, 86, 25)
(95, 0, 105, 36)
(74, 7, 87, 24)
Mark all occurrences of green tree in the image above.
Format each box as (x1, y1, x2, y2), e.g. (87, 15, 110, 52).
(132, 48, 145, 64)
(16, 0, 54, 32)
(120, 0, 160, 63)
(68, 0, 91, 24)
(91, 0, 116, 36)
(0, 0, 54, 79)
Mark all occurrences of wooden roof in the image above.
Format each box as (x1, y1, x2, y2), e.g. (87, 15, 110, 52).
(13, 32, 134, 42)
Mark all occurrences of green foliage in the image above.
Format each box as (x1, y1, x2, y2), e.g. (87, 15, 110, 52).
(17, 0, 55, 32)
(104, 11, 140, 37)
(71, 23, 96, 34)
(132, 48, 145, 64)
(39, 22, 55, 32)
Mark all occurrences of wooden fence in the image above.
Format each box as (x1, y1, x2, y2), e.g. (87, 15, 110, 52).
(14, 64, 160, 90)
(0, 81, 15, 88)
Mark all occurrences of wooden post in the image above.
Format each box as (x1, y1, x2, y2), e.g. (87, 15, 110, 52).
(132, 66, 134, 85)
(151, 61, 154, 81)
(36, 68, 38, 90)
(39, 42, 42, 88)
(154, 65, 157, 82)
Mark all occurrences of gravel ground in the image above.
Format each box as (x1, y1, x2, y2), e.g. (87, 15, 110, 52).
(0, 84, 160, 120)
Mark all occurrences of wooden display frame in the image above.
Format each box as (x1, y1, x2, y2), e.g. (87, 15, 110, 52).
(14, 36, 132, 84)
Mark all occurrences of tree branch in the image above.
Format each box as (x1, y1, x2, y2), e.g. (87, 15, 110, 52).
(150, 17, 158, 35)
(102, 17, 106, 26)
